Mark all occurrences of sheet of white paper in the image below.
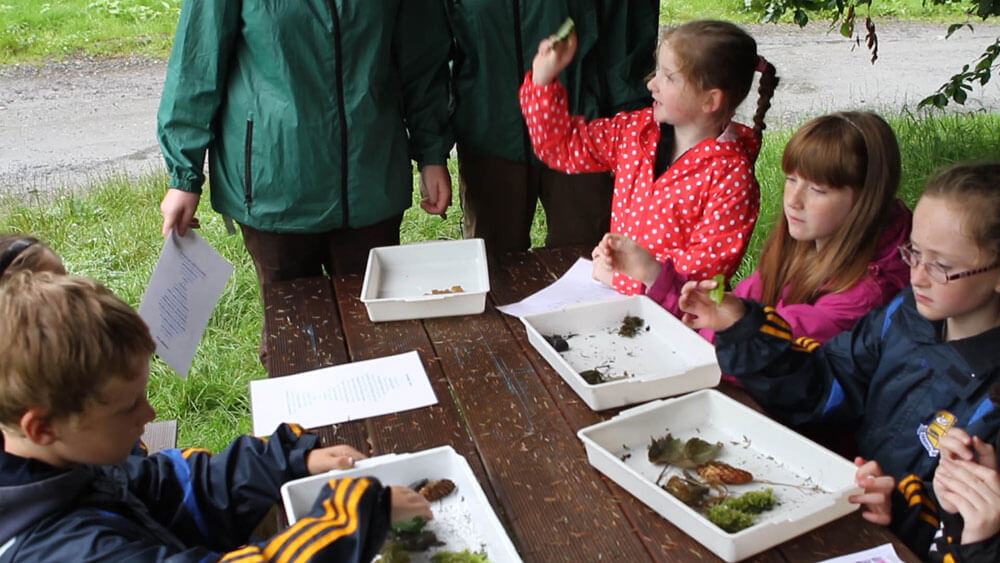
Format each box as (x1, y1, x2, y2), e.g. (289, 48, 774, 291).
(249, 350, 437, 436)
(138, 230, 234, 378)
(496, 257, 625, 317)
(815, 543, 904, 563)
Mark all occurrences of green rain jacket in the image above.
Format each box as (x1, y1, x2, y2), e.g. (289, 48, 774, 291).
(444, 0, 658, 164)
(157, 0, 452, 233)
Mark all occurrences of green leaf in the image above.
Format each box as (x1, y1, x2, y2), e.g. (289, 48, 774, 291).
(553, 17, 574, 42)
(648, 434, 686, 465)
(682, 437, 724, 467)
(839, 20, 852, 37)
(793, 8, 809, 27)
(392, 516, 427, 534)
(710, 274, 726, 306)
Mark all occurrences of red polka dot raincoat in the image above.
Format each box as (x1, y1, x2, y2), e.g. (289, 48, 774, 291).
(520, 73, 761, 295)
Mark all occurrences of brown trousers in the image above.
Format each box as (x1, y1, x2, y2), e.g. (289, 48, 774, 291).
(239, 213, 404, 284)
(457, 146, 613, 254)
(241, 214, 403, 364)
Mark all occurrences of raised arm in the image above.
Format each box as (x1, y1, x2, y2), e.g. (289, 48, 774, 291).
(520, 77, 625, 174)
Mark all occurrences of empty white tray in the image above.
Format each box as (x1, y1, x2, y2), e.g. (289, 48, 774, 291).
(521, 295, 720, 410)
(360, 239, 490, 322)
(577, 389, 861, 562)
(281, 445, 520, 562)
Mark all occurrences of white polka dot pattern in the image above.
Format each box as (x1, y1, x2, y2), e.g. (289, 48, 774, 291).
(520, 73, 761, 295)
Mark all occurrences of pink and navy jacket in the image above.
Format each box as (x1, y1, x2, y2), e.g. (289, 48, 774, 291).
(647, 198, 912, 345)
(520, 73, 761, 295)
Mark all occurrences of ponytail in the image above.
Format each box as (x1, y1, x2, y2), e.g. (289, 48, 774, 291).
(752, 58, 779, 136)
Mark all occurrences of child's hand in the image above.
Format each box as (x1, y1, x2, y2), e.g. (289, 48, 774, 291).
(933, 458, 1000, 543)
(939, 428, 997, 470)
(677, 279, 745, 332)
(938, 427, 976, 463)
(590, 243, 613, 287)
(306, 444, 367, 474)
(595, 233, 661, 287)
(419, 164, 451, 218)
(390, 485, 434, 524)
(934, 428, 997, 516)
(531, 31, 577, 85)
(849, 457, 895, 525)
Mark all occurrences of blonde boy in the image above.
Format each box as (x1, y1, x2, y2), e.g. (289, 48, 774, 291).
(0, 272, 429, 562)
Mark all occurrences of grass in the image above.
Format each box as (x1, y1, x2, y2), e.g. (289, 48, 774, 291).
(2, 112, 998, 452)
(0, 0, 180, 64)
(660, 0, 984, 25)
(0, 0, 979, 64)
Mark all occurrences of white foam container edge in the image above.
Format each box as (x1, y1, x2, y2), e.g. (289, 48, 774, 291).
(360, 239, 490, 322)
(577, 389, 862, 562)
(521, 295, 721, 410)
(280, 445, 521, 562)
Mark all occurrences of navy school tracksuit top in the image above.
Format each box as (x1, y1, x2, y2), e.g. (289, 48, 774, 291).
(0, 423, 392, 562)
(714, 286, 1000, 556)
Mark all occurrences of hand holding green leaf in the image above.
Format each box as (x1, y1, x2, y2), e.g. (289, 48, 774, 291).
(709, 274, 726, 305)
(553, 17, 575, 43)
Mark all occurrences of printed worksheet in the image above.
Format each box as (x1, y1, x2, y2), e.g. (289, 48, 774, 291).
(816, 543, 904, 563)
(138, 230, 233, 378)
(249, 350, 437, 435)
(496, 257, 624, 318)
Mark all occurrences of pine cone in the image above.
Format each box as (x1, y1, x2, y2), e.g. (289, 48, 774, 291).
(697, 462, 753, 485)
(418, 478, 456, 501)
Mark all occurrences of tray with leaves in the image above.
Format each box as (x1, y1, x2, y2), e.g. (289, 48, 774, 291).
(577, 390, 861, 562)
(281, 446, 520, 562)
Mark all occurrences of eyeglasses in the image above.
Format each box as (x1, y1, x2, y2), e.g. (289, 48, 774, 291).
(898, 243, 1000, 285)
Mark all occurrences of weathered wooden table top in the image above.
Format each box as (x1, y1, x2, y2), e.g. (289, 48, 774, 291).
(261, 246, 918, 562)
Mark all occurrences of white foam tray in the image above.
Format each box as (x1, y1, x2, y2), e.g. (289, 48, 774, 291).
(361, 239, 490, 322)
(521, 295, 720, 410)
(577, 389, 861, 562)
(281, 446, 520, 562)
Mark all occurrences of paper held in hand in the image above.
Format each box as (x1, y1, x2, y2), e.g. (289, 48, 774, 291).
(138, 229, 233, 378)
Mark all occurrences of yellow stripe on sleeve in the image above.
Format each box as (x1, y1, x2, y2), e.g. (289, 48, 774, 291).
(181, 447, 211, 459)
(763, 307, 792, 331)
(291, 479, 370, 563)
(219, 545, 266, 562)
(265, 477, 356, 563)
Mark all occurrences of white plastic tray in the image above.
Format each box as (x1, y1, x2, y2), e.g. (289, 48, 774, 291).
(577, 389, 861, 562)
(281, 445, 520, 562)
(521, 295, 720, 410)
(360, 239, 490, 322)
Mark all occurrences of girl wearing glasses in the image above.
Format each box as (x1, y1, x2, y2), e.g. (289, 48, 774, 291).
(594, 111, 911, 350)
(678, 162, 1000, 554)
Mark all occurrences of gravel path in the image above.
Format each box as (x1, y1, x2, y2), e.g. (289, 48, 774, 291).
(1, 21, 997, 196)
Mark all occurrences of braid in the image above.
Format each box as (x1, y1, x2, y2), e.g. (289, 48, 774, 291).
(752, 62, 779, 135)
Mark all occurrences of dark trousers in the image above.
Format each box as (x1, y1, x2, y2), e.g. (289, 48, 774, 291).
(457, 146, 613, 254)
(239, 213, 404, 284)
(240, 214, 403, 364)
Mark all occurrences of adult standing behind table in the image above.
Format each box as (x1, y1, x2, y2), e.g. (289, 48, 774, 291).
(444, 1, 658, 253)
(157, 1, 453, 285)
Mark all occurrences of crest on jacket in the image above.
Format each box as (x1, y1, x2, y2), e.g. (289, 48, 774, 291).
(918, 410, 957, 457)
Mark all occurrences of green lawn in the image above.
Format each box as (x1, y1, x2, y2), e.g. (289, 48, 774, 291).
(0, 0, 979, 64)
(2, 112, 998, 452)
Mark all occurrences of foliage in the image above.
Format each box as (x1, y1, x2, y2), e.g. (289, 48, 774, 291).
(753, 0, 1000, 107)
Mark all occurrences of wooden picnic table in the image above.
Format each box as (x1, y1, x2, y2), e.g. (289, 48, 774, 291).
(261, 246, 918, 562)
